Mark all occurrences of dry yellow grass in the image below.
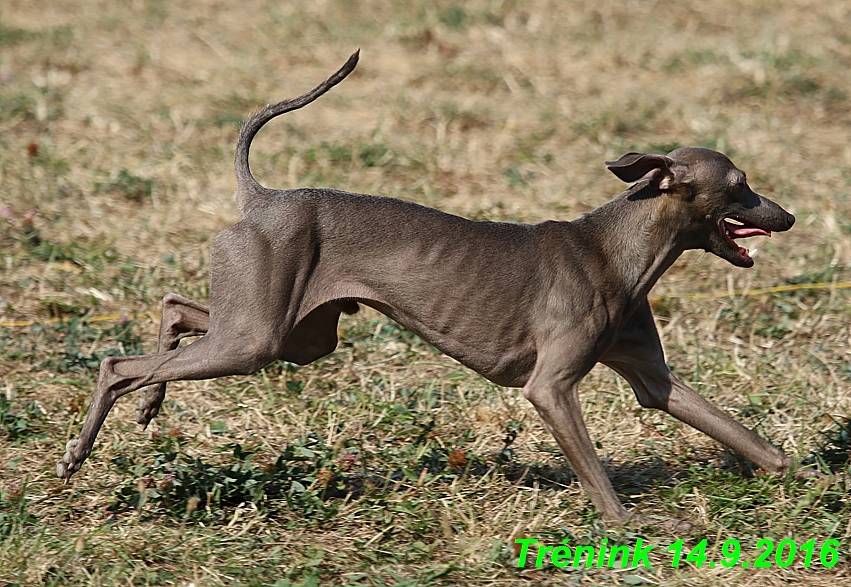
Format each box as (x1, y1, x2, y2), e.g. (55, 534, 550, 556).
(2, 1, 851, 585)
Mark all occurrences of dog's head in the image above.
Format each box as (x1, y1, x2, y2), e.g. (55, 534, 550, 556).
(606, 147, 795, 268)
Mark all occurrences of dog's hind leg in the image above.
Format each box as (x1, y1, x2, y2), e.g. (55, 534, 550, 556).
(58, 221, 314, 480)
(136, 293, 359, 425)
(136, 293, 211, 428)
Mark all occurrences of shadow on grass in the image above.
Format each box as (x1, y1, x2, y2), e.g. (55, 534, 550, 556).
(101, 428, 708, 524)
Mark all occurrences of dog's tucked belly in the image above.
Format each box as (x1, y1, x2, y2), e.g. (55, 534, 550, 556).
(365, 299, 537, 387)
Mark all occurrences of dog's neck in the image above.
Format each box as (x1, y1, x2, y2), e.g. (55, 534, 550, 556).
(575, 182, 689, 306)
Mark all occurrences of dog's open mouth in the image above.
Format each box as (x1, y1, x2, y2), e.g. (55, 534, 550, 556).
(720, 217, 771, 261)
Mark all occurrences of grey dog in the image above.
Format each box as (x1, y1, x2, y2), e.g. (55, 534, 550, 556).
(58, 51, 805, 525)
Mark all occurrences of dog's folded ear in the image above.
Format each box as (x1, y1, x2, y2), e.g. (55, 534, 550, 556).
(606, 152, 680, 189)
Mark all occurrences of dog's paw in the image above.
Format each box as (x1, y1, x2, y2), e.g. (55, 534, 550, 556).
(56, 438, 85, 481)
(135, 385, 164, 428)
(135, 405, 160, 428)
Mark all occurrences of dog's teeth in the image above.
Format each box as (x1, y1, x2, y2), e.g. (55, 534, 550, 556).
(750, 248, 758, 257)
(726, 218, 744, 225)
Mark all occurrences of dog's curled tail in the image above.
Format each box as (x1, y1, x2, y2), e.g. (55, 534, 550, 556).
(234, 50, 360, 209)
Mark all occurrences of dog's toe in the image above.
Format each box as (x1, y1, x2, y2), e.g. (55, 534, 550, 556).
(64, 438, 79, 454)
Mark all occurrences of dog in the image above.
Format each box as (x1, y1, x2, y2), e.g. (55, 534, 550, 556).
(57, 51, 805, 526)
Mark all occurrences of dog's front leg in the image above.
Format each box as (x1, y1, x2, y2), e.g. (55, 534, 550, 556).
(602, 300, 797, 476)
(522, 364, 632, 523)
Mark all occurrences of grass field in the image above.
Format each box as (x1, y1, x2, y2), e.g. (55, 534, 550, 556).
(2, 0, 851, 585)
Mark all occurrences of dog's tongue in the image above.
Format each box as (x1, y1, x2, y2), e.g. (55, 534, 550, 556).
(724, 221, 770, 238)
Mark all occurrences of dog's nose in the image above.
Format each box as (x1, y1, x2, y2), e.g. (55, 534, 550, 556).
(786, 213, 795, 228)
